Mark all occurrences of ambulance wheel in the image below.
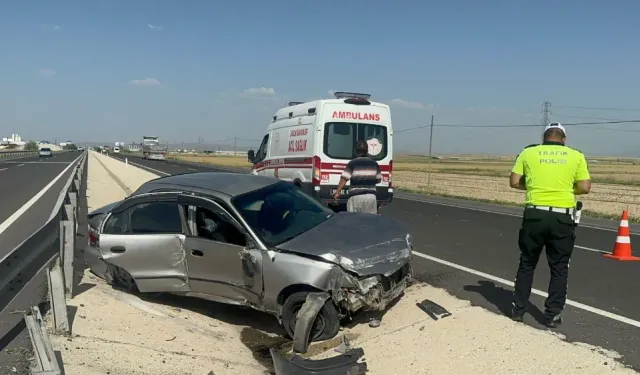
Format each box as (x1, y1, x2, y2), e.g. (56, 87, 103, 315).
(281, 291, 340, 342)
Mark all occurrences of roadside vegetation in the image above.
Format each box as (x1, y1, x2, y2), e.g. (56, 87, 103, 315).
(166, 152, 640, 220)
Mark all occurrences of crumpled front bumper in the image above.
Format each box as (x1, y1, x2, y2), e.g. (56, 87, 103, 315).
(342, 263, 412, 313)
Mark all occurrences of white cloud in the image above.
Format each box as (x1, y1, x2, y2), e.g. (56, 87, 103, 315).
(390, 98, 434, 110)
(52, 25, 60, 30)
(129, 78, 161, 86)
(241, 87, 277, 98)
(148, 24, 163, 30)
(38, 68, 56, 77)
(328, 89, 335, 96)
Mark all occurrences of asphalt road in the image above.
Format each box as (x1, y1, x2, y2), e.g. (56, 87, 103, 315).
(111, 153, 640, 371)
(0, 152, 83, 259)
(0, 151, 84, 374)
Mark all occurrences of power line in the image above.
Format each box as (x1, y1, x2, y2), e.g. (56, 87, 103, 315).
(553, 113, 633, 122)
(394, 119, 640, 134)
(554, 105, 640, 112)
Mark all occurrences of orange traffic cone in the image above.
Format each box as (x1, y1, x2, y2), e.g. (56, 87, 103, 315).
(603, 210, 640, 261)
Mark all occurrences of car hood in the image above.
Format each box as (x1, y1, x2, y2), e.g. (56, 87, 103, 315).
(87, 201, 121, 230)
(275, 212, 412, 277)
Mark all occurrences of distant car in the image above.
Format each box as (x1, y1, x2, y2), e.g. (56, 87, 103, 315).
(113, 147, 120, 154)
(77, 146, 85, 152)
(38, 148, 53, 157)
(85, 173, 413, 342)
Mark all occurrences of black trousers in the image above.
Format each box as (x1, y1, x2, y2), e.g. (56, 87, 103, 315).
(513, 207, 576, 318)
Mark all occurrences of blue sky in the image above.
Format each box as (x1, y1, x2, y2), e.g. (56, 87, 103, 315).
(2, 0, 640, 156)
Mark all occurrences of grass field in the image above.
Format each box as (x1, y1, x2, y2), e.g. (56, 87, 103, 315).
(168, 153, 640, 220)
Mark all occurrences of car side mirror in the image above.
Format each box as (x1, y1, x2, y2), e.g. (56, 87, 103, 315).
(247, 150, 255, 163)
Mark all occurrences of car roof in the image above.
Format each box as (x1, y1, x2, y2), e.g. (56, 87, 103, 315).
(133, 172, 281, 198)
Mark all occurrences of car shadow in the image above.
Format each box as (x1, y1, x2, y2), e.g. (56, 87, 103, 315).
(463, 280, 547, 325)
(135, 292, 288, 337)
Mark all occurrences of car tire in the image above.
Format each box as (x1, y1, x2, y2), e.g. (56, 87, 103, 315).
(281, 291, 340, 342)
(106, 264, 139, 293)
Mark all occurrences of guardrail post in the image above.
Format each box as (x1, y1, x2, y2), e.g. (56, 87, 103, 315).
(59, 221, 65, 261)
(68, 192, 78, 232)
(62, 220, 75, 299)
(47, 257, 69, 335)
(25, 305, 62, 374)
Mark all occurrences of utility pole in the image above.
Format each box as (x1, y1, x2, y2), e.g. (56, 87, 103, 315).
(427, 115, 434, 188)
(541, 101, 552, 132)
(234, 137, 237, 153)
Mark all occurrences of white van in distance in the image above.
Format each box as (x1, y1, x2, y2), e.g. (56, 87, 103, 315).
(247, 91, 393, 208)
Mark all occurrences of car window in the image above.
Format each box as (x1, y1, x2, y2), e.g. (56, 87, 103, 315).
(193, 206, 246, 247)
(231, 182, 334, 246)
(130, 202, 183, 234)
(102, 210, 128, 235)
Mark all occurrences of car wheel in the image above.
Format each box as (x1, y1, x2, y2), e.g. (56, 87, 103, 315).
(106, 264, 139, 293)
(281, 291, 340, 342)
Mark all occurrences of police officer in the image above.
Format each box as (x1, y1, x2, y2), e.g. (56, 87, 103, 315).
(509, 122, 591, 328)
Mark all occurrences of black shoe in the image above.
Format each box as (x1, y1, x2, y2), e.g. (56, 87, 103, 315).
(544, 315, 562, 328)
(511, 307, 525, 322)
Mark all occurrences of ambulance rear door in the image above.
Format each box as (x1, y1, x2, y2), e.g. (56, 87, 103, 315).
(319, 101, 392, 196)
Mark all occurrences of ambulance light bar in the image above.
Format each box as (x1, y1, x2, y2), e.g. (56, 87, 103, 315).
(288, 101, 305, 106)
(333, 92, 371, 100)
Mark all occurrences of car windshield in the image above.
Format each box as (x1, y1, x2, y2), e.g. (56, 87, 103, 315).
(231, 181, 334, 247)
(323, 122, 388, 160)
(40, 148, 51, 151)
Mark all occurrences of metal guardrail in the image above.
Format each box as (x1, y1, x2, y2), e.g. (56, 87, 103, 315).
(0, 151, 87, 374)
(0, 150, 73, 160)
(0, 151, 37, 158)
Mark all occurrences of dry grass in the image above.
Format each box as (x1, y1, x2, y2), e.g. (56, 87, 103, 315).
(168, 153, 640, 218)
(171, 154, 252, 168)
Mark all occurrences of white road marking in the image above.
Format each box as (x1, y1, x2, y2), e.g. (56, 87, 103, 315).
(0, 168, 6, 172)
(188, 168, 197, 171)
(111, 156, 170, 176)
(396, 194, 628, 234)
(0, 154, 82, 239)
(412, 250, 640, 329)
(17, 164, 24, 167)
(575, 245, 611, 254)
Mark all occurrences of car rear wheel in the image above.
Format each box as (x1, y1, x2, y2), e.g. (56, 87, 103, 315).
(106, 264, 139, 293)
(281, 291, 340, 342)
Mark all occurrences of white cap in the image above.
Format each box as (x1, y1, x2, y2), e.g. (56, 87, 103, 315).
(544, 122, 567, 136)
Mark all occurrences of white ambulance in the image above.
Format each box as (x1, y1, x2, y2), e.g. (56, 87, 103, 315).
(247, 91, 393, 208)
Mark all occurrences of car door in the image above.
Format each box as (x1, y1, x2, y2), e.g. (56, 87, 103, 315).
(178, 194, 263, 305)
(98, 193, 190, 293)
(252, 134, 270, 177)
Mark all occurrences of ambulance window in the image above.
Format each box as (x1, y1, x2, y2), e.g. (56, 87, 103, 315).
(323, 122, 387, 160)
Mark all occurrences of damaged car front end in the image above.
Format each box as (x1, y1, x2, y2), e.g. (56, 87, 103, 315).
(274, 212, 414, 318)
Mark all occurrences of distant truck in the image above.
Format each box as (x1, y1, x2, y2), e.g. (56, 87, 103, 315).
(141, 136, 167, 160)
